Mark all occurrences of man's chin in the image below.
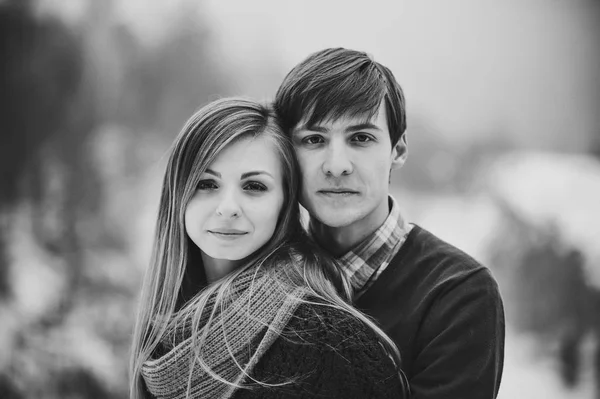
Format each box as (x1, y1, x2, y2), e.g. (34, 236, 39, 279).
(311, 210, 361, 229)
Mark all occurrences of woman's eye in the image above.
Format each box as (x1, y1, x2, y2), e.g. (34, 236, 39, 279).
(302, 135, 325, 145)
(244, 181, 267, 192)
(197, 180, 218, 190)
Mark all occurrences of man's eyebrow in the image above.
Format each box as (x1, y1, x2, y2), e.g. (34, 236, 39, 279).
(345, 122, 381, 133)
(205, 169, 220, 178)
(241, 171, 274, 179)
(294, 122, 381, 134)
(294, 123, 329, 134)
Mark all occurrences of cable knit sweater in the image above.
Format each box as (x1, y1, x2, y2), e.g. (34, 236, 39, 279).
(230, 302, 407, 399)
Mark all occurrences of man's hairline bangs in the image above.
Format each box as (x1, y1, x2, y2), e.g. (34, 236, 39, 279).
(296, 95, 384, 132)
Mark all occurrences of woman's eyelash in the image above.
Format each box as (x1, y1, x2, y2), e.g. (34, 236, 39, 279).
(244, 181, 267, 191)
(197, 180, 218, 190)
(196, 180, 267, 192)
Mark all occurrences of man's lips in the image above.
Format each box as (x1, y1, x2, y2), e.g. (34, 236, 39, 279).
(317, 188, 359, 195)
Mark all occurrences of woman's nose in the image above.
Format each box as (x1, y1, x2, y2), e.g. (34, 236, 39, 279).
(215, 190, 241, 218)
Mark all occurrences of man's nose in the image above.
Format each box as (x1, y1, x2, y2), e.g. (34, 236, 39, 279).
(322, 140, 353, 177)
(215, 189, 241, 218)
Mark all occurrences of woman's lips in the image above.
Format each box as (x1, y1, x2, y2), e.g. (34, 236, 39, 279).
(208, 229, 248, 239)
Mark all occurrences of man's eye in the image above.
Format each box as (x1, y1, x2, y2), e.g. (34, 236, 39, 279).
(352, 134, 373, 143)
(197, 180, 218, 190)
(244, 181, 267, 192)
(302, 135, 325, 145)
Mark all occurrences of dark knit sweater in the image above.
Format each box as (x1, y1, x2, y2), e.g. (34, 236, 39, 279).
(356, 225, 505, 399)
(233, 302, 407, 399)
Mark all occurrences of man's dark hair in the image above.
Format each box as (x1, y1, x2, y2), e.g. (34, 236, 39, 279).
(274, 47, 407, 146)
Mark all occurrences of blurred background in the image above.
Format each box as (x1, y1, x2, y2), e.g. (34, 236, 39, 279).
(1, 0, 599, 397)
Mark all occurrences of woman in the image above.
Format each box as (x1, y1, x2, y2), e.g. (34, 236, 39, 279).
(129, 98, 409, 398)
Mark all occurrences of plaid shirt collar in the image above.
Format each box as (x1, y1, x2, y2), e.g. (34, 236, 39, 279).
(311, 196, 412, 297)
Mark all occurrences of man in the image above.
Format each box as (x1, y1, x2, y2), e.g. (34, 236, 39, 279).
(274, 48, 505, 398)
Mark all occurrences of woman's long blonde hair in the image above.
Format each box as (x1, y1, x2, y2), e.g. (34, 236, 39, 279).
(129, 98, 403, 398)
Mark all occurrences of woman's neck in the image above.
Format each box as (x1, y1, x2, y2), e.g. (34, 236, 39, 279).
(201, 253, 242, 283)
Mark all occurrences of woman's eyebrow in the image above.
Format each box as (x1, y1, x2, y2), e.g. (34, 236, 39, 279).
(205, 168, 220, 177)
(241, 171, 274, 179)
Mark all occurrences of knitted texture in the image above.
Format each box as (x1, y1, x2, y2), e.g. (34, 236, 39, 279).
(141, 267, 308, 399)
(233, 302, 408, 398)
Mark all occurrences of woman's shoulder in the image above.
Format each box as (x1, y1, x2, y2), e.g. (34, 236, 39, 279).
(283, 300, 398, 367)
(235, 299, 406, 398)
(285, 299, 381, 345)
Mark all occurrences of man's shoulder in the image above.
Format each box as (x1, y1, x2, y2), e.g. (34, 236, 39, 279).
(377, 224, 499, 297)
(397, 224, 487, 275)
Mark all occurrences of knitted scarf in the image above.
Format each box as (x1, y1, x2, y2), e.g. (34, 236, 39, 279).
(141, 266, 308, 399)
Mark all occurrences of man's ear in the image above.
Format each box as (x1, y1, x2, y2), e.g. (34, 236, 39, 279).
(391, 134, 408, 170)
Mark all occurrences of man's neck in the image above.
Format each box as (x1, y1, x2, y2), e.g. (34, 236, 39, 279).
(311, 201, 391, 257)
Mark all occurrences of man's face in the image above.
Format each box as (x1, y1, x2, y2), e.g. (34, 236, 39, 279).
(292, 102, 406, 233)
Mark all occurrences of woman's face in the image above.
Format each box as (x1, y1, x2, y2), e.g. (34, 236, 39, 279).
(185, 135, 285, 270)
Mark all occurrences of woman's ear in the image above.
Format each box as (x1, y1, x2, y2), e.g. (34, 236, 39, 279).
(391, 134, 408, 170)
